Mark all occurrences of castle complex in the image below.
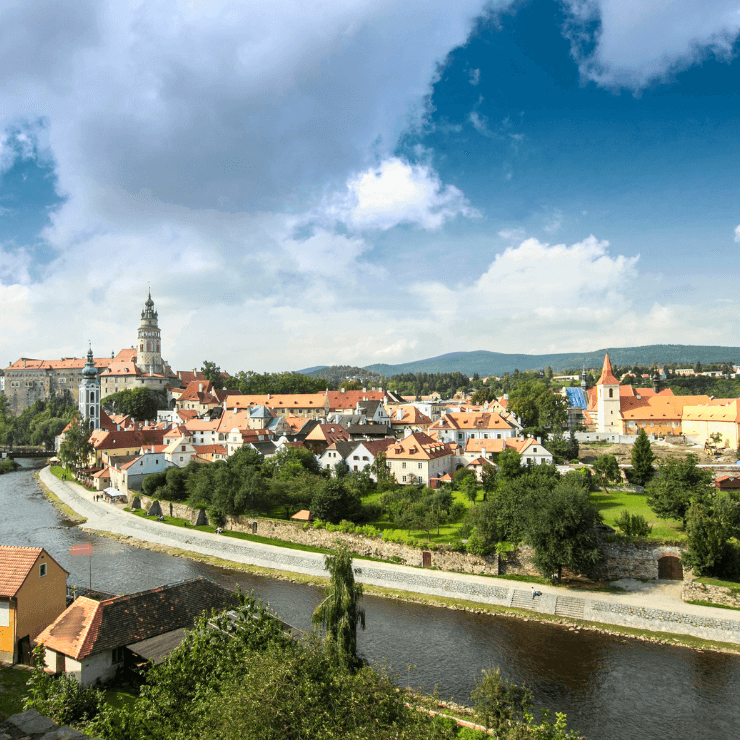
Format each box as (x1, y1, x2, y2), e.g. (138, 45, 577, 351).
(3, 292, 177, 415)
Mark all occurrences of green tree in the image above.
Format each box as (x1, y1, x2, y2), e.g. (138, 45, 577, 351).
(480, 464, 497, 495)
(312, 546, 366, 671)
(525, 481, 602, 581)
(508, 381, 568, 430)
(497, 448, 522, 479)
(264, 445, 321, 479)
(646, 453, 714, 528)
(201, 360, 225, 389)
(629, 428, 655, 485)
(472, 666, 533, 736)
(459, 474, 479, 505)
(371, 450, 396, 491)
(311, 479, 361, 524)
(102, 387, 161, 420)
(682, 493, 740, 578)
(59, 417, 94, 470)
(592, 454, 621, 494)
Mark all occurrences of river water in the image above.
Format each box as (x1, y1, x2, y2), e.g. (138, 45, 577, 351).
(2, 460, 739, 739)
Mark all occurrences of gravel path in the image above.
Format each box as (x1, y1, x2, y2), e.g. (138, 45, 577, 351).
(38, 467, 740, 635)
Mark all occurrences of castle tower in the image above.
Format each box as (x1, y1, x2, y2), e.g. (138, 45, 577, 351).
(78, 345, 101, 430)
(137, 290, 163, 374)
(596, 353, 621, 434)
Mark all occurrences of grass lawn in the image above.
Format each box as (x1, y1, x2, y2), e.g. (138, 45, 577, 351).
(0, 666, 31, 717)
(104, 688, 138, 711)
(360, 487, 475, 546)
(49, 465, 67, 480)
(694, 576, 740, 593)
(589, 488, 685, 541)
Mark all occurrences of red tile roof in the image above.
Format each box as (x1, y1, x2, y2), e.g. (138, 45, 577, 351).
(0, 546, 68, 597)
(597, 353, 619, 386)
(36, 578, 236, 660)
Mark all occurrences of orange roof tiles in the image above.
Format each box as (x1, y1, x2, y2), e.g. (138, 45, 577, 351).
(0, 546, 67, 597)
(385, 432, 453, 461)
(597, 353, 619, 386)
(682, 399, 740, 423)
(622, 395, 711, 421)
(6, 356, 112, 371)
(430, 411, 514, 431)
(226, 393, 327, 409)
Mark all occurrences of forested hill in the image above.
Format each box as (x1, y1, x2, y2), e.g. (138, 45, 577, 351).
(363, 345, 740, 377)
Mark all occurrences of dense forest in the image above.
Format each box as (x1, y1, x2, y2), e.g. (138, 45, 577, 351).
(0, 391, 77, 448)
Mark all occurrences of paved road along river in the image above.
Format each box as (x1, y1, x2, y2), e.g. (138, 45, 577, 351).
(2, 460, 740, 740)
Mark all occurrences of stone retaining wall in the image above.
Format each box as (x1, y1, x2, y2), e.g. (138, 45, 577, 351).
(597, 541, 685, 581)
(133, 495, 685, 582)
(683, 580, 740, 609)
(134, 495, 500, 575)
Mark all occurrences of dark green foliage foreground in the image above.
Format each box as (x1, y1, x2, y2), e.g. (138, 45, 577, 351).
(25, 592, 579, 740)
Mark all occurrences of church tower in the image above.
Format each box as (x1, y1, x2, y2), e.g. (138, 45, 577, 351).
(78, 345, 101, 430)
(596, 353, 621, 434)
(137, 290, 163, 374)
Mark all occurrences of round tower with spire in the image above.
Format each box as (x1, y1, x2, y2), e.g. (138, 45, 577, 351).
(137, 290, 163, 375)
(596, 352, 621, 434)
(78, 344, 101, 430)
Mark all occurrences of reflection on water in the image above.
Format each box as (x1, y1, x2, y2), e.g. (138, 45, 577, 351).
(2, 461, 740, 740)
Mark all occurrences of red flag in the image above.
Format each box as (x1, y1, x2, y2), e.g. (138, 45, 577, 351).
(71, 544, 93, 556)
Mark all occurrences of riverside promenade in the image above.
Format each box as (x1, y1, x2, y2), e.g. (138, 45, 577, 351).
(39, 467, 740, 645)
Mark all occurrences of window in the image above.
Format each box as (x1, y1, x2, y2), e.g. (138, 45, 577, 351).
(402, 462, 406, 469)
(39, 563, 47, 578)
(608, 388, 614, 398)
(112, 646, 125, 664)
(418, 462, 422, 469)
(402, 476, 407, 482)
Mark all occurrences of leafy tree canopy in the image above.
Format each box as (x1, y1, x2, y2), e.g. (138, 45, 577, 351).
(102, 387, 163, 421)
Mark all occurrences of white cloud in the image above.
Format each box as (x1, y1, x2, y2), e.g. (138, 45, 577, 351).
(469, 68, 480, 85)
(563, 0, 740, 89)
(734, 224, 740, 242)
(323, 158, 477, 231)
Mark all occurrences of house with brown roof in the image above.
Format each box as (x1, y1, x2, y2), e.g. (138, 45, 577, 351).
(36, 578, 236, 685)
(0, 546, 68, 663)
(387, 405, 433, 437)
(304, 424, 352, 454)
(429, 411, 517, 446)
(384, 432, 454, 485)
(463, 437, 553, 466)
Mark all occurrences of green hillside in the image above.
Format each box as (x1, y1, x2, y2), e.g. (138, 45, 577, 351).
(363, 345, 740, 377)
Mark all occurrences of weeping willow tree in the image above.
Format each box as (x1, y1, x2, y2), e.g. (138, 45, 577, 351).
(312, 545, 366, 671)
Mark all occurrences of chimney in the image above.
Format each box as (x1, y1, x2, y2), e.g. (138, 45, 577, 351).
(481, 447, 486, 457)
(199, 383, 203, 392)
(267, 393, 271, 400)
(341, 387, 345, 393)
(396, 409, 403, 421)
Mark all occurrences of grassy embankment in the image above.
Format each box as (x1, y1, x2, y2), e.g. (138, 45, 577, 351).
(36, 466, 87, 524)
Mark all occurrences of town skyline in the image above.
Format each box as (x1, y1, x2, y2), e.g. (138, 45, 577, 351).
(2, 1, 740, 371)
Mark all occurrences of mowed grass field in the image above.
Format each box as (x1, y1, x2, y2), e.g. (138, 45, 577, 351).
(361, 487, 476, 546)
(589, 488, 685, 540)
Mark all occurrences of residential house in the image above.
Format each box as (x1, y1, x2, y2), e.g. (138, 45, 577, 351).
(304, 424, 352, 454)
(36, 578, 236, 685)
(108, 452, 173, 494)
(318, 441, 360, 473)
(463, 437, 554, 466)
(0, 546, 68, 663)
(345, 438, 397, 478)
(430, 411, 517, 446)
(465, 456, 497, 481)
(384, 432, 454, 485)
(388, 406, 433, 437)
(175, 380, 228, 415)
(164, 438, 197, 467)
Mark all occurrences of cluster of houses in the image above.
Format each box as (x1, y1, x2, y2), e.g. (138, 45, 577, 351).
(64, 367, 555, 496)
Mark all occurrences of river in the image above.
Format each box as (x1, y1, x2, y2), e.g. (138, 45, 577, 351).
(2, 460, 739, 739)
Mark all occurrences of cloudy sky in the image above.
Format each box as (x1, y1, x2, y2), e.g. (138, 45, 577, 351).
(2, 0, 740, 373)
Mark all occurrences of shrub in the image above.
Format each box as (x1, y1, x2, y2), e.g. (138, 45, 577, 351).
(615, 510, 653, 537)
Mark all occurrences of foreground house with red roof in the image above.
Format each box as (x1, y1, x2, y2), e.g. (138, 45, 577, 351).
(36, 578, 236, 685)
(0, 546, 68, 663)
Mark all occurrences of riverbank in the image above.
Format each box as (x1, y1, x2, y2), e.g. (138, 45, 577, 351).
(36, 467, 740, 652)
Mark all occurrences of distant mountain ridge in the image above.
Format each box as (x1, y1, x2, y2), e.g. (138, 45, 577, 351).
(356, 345, 740, 377)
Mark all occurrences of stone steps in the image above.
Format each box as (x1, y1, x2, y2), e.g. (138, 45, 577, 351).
(510, 589, 543, 611)
(555, 596, 585, 619)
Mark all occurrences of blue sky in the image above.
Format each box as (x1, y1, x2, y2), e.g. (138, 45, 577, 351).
(1, 0, 740, 372)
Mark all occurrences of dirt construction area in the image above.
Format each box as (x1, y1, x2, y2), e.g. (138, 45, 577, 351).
(578, 439, 739, 466)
